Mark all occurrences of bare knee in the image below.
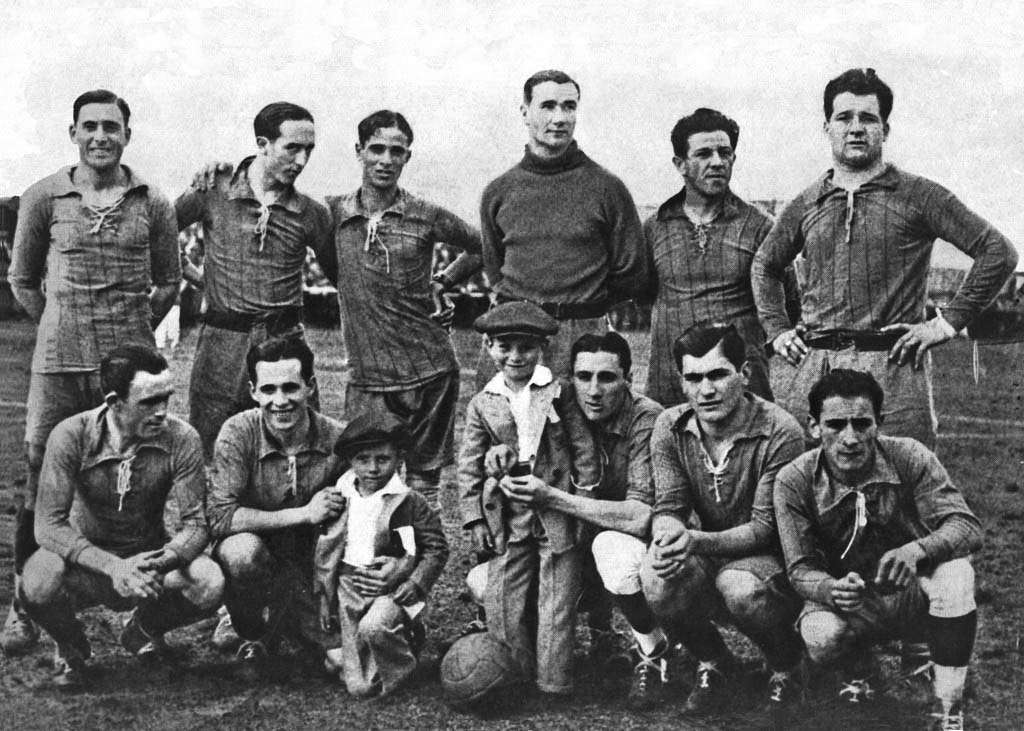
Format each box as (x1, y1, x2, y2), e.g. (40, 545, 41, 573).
(172, 555, 225, 610)
(922, 558, 976, 617)
(214, 533, 270, 580)
(640, 551, 705, 622)
(20, 549, 67, 604)
(800, 610, 849, 665)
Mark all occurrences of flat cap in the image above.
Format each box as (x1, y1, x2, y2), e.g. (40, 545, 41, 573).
(334, 410, 410, 458)
(473, 301, 559, 338)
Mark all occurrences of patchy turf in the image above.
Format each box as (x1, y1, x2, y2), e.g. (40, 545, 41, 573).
(0, 322, 1022, 729)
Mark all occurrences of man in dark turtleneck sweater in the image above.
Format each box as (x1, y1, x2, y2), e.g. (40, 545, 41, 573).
(478, 69, 647, 385)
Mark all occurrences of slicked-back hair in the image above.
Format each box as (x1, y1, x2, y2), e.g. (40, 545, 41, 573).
(823, 68, 894, 122)
(357, 109, 414, 146)
(672, 321, 747, 373)
(101, 344, 168, 399)
(246, 336, 315, 384)
(808, 368, 884, 421)
(253, 102, 314, 142)
(571, 332, 632, 379)
(670, 108, 739, 157)
(73, 89, 131, 127)
(523, 69, 580, 104)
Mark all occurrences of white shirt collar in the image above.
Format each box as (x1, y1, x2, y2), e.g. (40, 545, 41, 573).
(483, 364, 553, 397)
(337, 470, 408, 500)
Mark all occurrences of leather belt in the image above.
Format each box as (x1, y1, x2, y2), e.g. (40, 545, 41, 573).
(203, 306, 303, 334)
(537, 300, 608, 320)
(802, 328, 900, 352)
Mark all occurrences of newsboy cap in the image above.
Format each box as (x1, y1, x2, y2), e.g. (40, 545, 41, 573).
(473, 301, 559, 338)
(334, 410, 410, 458)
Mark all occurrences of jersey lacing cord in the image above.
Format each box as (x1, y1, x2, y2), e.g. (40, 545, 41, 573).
(840, 490, 868, 560)
(115, 451, 137, 511)
(701, 449, 730, 503)
(86, 194, 126, 235)
(254, 204, 272, 252)
(364, 211, 390, 273)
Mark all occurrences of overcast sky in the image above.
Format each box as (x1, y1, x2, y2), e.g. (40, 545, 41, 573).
(2, 1, 1022, 266)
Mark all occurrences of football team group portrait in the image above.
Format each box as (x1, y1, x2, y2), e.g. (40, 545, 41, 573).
(1, 5, 1023, 730)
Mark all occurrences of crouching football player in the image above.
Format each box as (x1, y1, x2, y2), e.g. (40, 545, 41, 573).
(774, 369, 980, 730)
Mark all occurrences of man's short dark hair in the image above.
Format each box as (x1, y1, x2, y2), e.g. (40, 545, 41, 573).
(101, 344, 168, 399)
(571, 332, 632, 379)
(357, 109, 414, 146)
(808, 368, 885, 421)
(670, 108, 740, 157)
(672, 321, 746, 373)
(246, 336, 315, 384)
(523, 70, 580, 104)
(823, 68, 894, 122)
(73, 89, 131, 127)
(253, 102, 314, 141)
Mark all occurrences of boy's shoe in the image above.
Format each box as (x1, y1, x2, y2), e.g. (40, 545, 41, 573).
(838, 676, 876, 704)
(120, 611, 168, 661)
(683, 659, 728, 714)
(237, 639, 268, 663)
(929, 700, 965, 731)
(627, 642, 669, 710)
(0, 589, 40, 655)
(211, 606, 240, 651)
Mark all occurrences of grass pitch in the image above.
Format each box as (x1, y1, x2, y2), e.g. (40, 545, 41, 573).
(0, 321, 1022, 729)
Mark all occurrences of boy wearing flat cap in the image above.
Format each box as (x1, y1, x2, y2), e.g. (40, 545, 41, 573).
(315, 412, 449, 698)
(458, 301, 599, 696)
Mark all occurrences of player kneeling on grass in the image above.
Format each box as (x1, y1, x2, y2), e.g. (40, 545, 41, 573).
(315, 412, 449, 698)
(774, 369, 981, 731)
(455, 301, 599, 699)
(19, 344, 223, 688)
(641, 322, 806, 717)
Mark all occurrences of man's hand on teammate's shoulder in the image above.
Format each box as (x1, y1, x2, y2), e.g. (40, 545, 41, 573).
(304, 487, 346, 525)
(190, 161, 234, 192)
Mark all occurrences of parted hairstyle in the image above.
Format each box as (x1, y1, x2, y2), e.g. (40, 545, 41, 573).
(357, 109, 414, 146)
(73, 89, 131, 127)
(823, 68, 893, 122)
(672, 321, 747, 373)
(670, 108, 739, 157)
(253, 102, 314, 142)
(571, 332, 632, 379)
(101, 344, 168, 399)
(245, 336, 315, 384)
(808, 368, 885, 421)
(523, 69, 580, 104)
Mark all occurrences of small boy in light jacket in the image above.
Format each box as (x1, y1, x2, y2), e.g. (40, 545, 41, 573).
(458, 301, 599, 695)
(315, 412, 448, 698)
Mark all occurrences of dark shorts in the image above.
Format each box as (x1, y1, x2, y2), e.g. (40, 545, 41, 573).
(25, 371, 104, 449)
(798, 582, 930, 643)
(344, 370, 459, 473)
